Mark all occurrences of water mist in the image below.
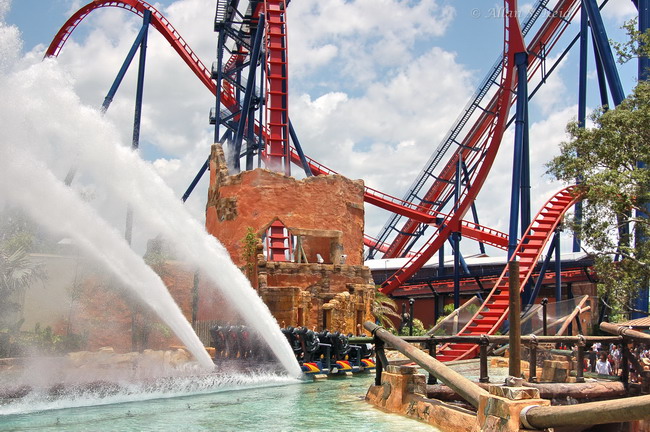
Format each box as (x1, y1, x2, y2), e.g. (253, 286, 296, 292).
(0, 6, 301, 378)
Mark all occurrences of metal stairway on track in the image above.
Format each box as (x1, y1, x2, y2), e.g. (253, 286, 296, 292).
(436, 186, 581, 362)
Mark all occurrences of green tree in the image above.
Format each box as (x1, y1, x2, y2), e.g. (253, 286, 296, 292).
(546, 80, 650, 320)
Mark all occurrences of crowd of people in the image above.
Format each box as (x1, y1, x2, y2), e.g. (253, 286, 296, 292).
(581, 342, 650, 381)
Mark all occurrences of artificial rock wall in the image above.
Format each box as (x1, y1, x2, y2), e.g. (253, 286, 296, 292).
(205, 144, 375, 334)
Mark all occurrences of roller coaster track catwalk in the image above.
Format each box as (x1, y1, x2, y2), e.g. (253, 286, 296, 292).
(379, 0, 586, 296)
(377, 0, 583, 262)
(45, 0, 513, 254)
(436, 186, 582, 362)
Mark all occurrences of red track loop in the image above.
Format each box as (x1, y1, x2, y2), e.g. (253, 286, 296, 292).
(382, 0, 581, 260)
(436, 186, 582, 362)
(380, 0, 526, 295)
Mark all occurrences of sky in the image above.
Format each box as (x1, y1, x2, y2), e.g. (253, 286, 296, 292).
(2, 0, 641, 258)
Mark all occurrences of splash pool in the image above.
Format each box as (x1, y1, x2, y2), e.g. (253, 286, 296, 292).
(1, 372, 440, 432)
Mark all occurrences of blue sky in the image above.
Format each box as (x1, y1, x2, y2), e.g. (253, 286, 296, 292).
(2, 0, 641, 256)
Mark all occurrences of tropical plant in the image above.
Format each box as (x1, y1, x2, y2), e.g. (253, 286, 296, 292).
(371, 288, 400, 330)
(398, 318, 428, 336)
(0, 245, 45, 328)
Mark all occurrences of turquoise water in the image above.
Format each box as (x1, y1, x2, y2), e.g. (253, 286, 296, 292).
(1, 372, 439, 432)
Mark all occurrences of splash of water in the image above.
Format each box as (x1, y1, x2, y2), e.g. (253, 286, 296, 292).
(0, 371, 298, 416)
(0, 5, 301, 377)
(0, 149, 215, 369)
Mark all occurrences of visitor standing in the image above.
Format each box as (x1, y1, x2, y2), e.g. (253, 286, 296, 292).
(595, 351, 613, 375)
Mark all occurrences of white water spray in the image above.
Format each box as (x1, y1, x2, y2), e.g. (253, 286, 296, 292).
(0, 5, 301, 377)
(0, 149, 215, 369)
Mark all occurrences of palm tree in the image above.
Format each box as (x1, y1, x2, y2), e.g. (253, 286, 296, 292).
(0, 245, 45, 328)
(372, 287, 400, 330)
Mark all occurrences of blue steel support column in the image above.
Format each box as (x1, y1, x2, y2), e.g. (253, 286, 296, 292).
(520, 93, 533, 302)
(182, 130, 233, 202)
(584, 0, 626, 106)
(633, 0, 650, 318)
(258, 55, 265, 169)
(125, 10, 151, 246)
(438, 238, 445, 276)
(213, 30, 226, 144)
(573, 4, 589, 252)
(555, 228, 562, 302)
(453, 156, 462, 309)
(461, 161, 486, 254)
(64, 18, 150, 187)
(508, 51, 529, 259)
(640, 0, 650, 81)
(592, 39, 611, 108)
(288, 120, 313, 177)
(524, 234, 558, 309)
(101, 22, 150, 113)
(520, 98, 531, 236)
(233, 14, 265, 173)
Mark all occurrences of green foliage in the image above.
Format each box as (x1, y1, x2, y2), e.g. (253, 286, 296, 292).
(546, 80, 650, 318)
(372, 288, 400, 330)
(612, 18, 650, 66)
(0, 207, 57, 254)
(397, 318, 428, 336)
(241, 227, 258, 280)
(0, 323, 87, 357)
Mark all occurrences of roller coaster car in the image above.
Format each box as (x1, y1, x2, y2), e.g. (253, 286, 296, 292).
(281, 326, 303, 358)
(210, 324, 271, 361)
(209, 325, 228, 359)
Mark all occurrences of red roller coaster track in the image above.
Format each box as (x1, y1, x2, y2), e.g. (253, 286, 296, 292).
(437, 186, 582, 362)
(45, 0, 512, 256)
(46, 2, 585, 358)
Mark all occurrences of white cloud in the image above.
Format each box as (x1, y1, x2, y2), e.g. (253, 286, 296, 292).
(14, 0, 600, 262)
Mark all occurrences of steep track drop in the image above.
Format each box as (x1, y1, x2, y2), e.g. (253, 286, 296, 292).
(436, 186, 582, 362)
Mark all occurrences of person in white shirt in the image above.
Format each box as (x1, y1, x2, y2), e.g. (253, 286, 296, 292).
(595, 351, 613, 375)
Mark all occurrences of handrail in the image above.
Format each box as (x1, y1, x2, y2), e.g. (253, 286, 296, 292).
(364, 321, 488, 409)
(600, 322, 650, 341)
(522, 394, 650, 429)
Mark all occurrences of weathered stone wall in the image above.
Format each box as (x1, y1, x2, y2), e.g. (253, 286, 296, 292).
(205, 143, 373, 335)
(206, 144, 366, 267)
(258, 261, 374, 334)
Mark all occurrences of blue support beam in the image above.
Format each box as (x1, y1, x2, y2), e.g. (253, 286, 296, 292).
(520, 97, 531, 238)
(584, 0, 626, 106)
(637, 0, 647, 75)
(213, 30, 226, 143)
(633, 0, 650, 319)
(288, 120, 313, 177)
(131, 10, 151, 152)
(65, 16, 150, 187)
(125, 10, 151, 246)
(555, 228, 562, 301)
(524, 233, 558, 309)
(233, 14, 265, 173)
(573, 4, 589, 253)
(101, 18, 150, 113)
(453, 156, 462, 309)
(508, 51, 529, 259)
(182, 130, 233, 202)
